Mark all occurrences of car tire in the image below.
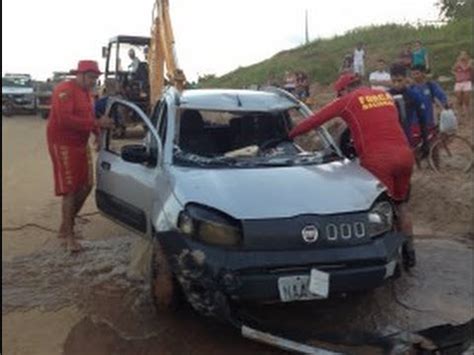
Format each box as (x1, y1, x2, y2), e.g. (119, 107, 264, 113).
(172, 249, 231, 319)
(2, 101, 14, 117)
(149, 238, 181, 312)
(402, 242, 416, 270)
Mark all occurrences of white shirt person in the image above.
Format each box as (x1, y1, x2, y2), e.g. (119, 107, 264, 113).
(369, 59, 392, 91)
(353, 43, 365, 76)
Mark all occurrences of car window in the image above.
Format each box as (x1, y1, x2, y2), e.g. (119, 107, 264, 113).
(106, 101, 158, 166)
(151, 99, 168, 148)
(150, 100, 164, 128)
(157, 103, 168, 148)
(175, 109, 290, 157)
(287, 107, 326, 152)
(106, 42, 119, 76)
(173, 106, 342, 168)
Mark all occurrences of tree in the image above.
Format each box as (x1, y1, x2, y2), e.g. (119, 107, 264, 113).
(437, 0, 473, 20)
(197, 73, 216, 84)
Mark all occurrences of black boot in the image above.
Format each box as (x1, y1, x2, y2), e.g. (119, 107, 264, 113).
(402, 236, 416, 270)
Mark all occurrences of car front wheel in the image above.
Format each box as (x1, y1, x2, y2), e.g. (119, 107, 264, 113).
(2, 101, 14, 117)
(149, 238, 180, 312)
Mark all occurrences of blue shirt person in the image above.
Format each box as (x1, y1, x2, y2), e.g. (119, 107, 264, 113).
(389, 63, 430, 155)
(411, 65, 449, 129)
(411, 40, 429, 70)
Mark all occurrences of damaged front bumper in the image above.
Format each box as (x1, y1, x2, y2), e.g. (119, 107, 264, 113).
(158, 231, 405, 314)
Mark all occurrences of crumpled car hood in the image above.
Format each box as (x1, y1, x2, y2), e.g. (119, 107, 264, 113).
(170, 160, 386, 219)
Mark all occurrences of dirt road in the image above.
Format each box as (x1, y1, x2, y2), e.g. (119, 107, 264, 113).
(2, 114, 473, 355)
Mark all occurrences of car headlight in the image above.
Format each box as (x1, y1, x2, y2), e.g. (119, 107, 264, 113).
(367, 201, 393, 237)
(178, 204, 242, 247)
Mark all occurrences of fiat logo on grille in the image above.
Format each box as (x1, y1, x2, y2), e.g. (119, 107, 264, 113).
(301, 225, 319, 243)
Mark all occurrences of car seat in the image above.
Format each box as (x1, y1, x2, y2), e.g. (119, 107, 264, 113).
(179, 110, 217, 156)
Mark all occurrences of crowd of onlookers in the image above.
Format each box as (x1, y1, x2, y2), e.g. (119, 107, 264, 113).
(338, 41, 472, 118)
(257, 40, 472, 119)
(280, 71, 311, 102)
(341, 40, 431, 79)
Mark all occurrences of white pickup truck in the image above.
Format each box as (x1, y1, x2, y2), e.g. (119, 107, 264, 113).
(2, 73, 36, 117)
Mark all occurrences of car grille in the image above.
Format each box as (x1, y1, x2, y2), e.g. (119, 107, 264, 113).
(10, 94, 35, 105)
(243, 212, 371, 250)
(325, 221, 366, 241)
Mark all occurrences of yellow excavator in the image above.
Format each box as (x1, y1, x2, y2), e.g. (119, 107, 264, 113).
(101, 0, 185, 115)
(148, 0, 186, 105)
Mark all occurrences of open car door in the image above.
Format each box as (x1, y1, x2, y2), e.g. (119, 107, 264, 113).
(95, 98, 162, 236)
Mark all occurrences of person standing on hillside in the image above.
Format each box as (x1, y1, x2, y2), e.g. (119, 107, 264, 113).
(288, 73, 416, 268)
(353, 42, 366, 77)
(295, 71, 310, 101)
(283, 71, 297, 94)
(340, 53, 354, 73)
(369, 59, 391, 91)
(452, 51, 473, 118)
(398, 42, 413, 70)
(411, 40, 429, 72)
(47, 60, 114, 252)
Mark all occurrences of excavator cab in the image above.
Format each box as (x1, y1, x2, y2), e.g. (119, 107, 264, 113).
(102, 35, 151, 114)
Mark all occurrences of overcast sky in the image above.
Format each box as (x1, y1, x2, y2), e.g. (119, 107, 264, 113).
(2, 0, 440, 82)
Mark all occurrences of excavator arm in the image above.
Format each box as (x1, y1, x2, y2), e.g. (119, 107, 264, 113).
(149, 0, 186, 107)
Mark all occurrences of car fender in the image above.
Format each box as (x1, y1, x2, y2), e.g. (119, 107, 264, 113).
(151, 188, 183, 234)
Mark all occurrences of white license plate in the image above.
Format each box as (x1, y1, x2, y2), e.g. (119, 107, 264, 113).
(278, 270, 330, 302)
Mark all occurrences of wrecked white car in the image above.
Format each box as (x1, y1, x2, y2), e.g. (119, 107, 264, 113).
(96, 87, 410, 318)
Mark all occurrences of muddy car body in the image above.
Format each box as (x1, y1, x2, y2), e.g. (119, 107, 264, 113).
(96, 87, 407, 317)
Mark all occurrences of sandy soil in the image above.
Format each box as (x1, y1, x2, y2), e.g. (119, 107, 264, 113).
(2, 115, 128, 355)
(2, 112, 473, 355)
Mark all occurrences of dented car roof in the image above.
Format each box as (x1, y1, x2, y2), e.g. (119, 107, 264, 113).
(178, 89, 297, 112)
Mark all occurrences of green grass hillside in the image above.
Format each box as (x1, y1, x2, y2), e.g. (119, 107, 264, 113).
(199, 19, 473, 88)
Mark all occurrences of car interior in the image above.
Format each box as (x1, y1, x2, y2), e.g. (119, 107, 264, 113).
(177, 109, 292, 157)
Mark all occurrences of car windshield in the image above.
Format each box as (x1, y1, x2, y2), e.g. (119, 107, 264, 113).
(2, 77, 32, 88)
(173, 107, 342, 168)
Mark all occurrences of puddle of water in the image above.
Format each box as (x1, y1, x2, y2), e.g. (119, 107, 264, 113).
(2, 236, 135, 314)
(2, 236, 473, 354)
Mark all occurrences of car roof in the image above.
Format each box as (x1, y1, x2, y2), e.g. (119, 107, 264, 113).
(178, 89, 298, 112)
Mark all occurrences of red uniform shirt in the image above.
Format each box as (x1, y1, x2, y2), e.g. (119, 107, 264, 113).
(47, 80, 99, 147)
(289, 87, 410, 158)
(289, 87, 415, 202)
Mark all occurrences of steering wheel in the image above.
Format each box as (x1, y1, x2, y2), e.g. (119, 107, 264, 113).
(339, 128, 357, 159)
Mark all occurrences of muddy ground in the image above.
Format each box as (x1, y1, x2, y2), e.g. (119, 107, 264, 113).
(2, 113, 473, 355)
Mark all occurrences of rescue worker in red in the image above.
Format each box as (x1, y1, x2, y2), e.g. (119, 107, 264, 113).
(47, 60, 114, 252)
(289, 73, 416, 267)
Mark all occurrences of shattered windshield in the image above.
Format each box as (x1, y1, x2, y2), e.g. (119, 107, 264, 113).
(173, 107, 342, 168)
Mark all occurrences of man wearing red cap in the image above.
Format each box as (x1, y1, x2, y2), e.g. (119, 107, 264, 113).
(47, 60, 114, 252)
(289, 73, 416, 268)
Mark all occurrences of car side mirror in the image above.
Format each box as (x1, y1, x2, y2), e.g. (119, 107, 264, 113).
(121, 144, 150, 164)
(102, 46, 108, 59)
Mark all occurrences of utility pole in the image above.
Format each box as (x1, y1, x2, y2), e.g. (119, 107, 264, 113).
(305, 9, 309, 45)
